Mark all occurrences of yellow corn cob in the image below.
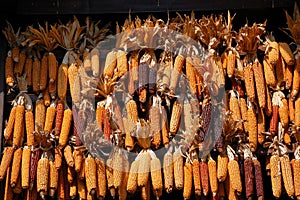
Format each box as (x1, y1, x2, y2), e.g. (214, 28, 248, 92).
(14, 51, 26, 75)
(229, 91, 243, 130)
(279, 42, 295, 65)
(276, 55, 286, 87)
(257, 108, 266, 144)
(208, 158, 218, 196)
(124, 117, 135, 151)
(141, 179, 151, 200)
(54, 147, 62, 170)
(10, 148, 22, 187)
(239, 97, 248, 133)
(228, 159, 242, 195)
(286, 64, 294, 89)
(217, 154, 228, 182)
(4, 167, 13, 200)
(21, 147, 31, 189)
(32, 58, 41, 93)
(69, 181, 77, 199)
(280, 154, 294, 198)
(150, 105, 161, 149)
(138, 151, 151, 187)
(95, 158, 106, 199)
(253, 59, 266, 108)
(85, 155, 97, 195)
(68, 63, 81, 104)
(73, 149, 83, 173)
(64, 145, 74, 167)
(116, 50, 128, 77)
(58, 108, 72, 147)
(294, 159, 300, 197)
(170, 100, 182, 135)
(227, 50, 236, 77)
(170, 54, 184, 90)
(25, 110, 35, 147)
(163, 152, 174, 193)
(37, 157, 49, 197)
(13, 105, 25, 147)
(173, 150, 184, 190)
(44, 106, 56, 133)
(48, 52, 58, 83)
(244, 64, 256, 102)
(126, 99, 138, 123)
(127, 159, 139, 194)
(263, 58, 276, 87)
(186, 56, 197, 95)
(67, 165, 75, 183)
(4, 106, 16, 140)
(49, 160, 58, 197)
(268, 41, 280, 64)
(91, 48, 100, 77)
(57, 63, 68, 100)
(295, 97, 300, 127)
(292, 56, 300, 99)
(113, 150, 124, 189)
(192, 159, 201, 196)
(5, 52, 14, 86)
(270, 154, 282, 198)
(83, 50, 92, 71)
(221, 51, 228, 69)
(226, 172, 239, 200)
(77, 178, 87, 200)
(248, 103, 257, 152)
(35, 99, 46, 142)
(151, 157, 163, 199)
(0, 147, 15, 181)
(183, 162, 192, 200)
(279, 98, 289, 129)
(39, 54, 48, 91)
(103, 51, 117, 78)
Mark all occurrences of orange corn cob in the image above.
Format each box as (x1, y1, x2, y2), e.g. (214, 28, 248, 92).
(186, 56, 197, 95)
(96, 102, 105, 131)
(248, 103, 257, 152)
(91, 48, 100, 77)
(151, 157, 163, 199)
(49, 160, 59, 197)
(293, 159, 300, 197)
(67, 165, 75, 183)
(244, 64, 256, 102)
(37, 157, 50, 198)
(48, 52, 58, 83)
(10, 148, 22, 187)
(35, 99, 46, 133)
(64, 145, 74, 167)
(170, 54, 184, 90)
(57, 63, 68, 100)
(279, 42, 295, 65)
(68, 63, 80, 104)
(150, 102, 161, 149)
(217, 154, 228, 182)
(96, 158, 106, 199)
(279, 98, 289, 129)
(253, 59, 266, 108)
(170, 100, 182, 135)
(192, 159, 201, 196)
(4, 106, 16, 140)
(39, 54, 48, 91)
(54, 147, 62, 169)
(44, 105, 56, 133)
(163, 152, 174, 193)
(116, 50, 128, 77)
(5, 51, 14, 86)
(183, 162, 192, 200)
(161, 106, 170, 146)
(267, 41, 279, 65)
(78, 156, 85, 180)
(292, 55, 300, 99)
(227, 50, 236, 77)
(103, 51, 117, 78)
(127, 159, 139, 194)
(239, 97, 248, 133)
(263, 58, 276, 87)
(21, 147, 31, 189)
(257, 108, 266, 144)
(208, 158, 218, 196)
(270, 154, 282, 198)
(13, 105, 25, 147)
(85, 155, 97, 195)
(58, 108, 72, 147)
(289, 97, 295, 122)
(280, 154, 294, 198)
(228, 159, 242, 195)
(229, 90, 243, 130)
(174, 150, 184, 190)
(123, 117, 135, 151)
(55, 100, 64, 137)
(138, 151, 151, 187)
(32, 57, 41, 93)
(73, 149, 83, 173)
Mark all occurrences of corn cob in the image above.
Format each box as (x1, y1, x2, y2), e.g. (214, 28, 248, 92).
(54, 100, 64, 137)
(280, 154, 294, 198)
(64, 145, 74, 167)
(253, 59, 266, 108)
(85, 155, 97, 195)
(229, 90, 243, 130)
(78, 156, 85, 180)
(127, 159, 139, 194)
(263, 58, 276, 87)
(294, 159, 300, 198)
(54, 146, 62, 169)
(48, 52, 57, 83)
(91, 48, 100, 77)
(21, 146, 31, 189)
(14, 51, 25, 75)
(35, 99, 46, 142)
(253, 158, 264, 199)
(248, 103, 258, 151)
(42, 87, 51, 106)
(228, 159, 242, 195)
(57, 63, 68, 100)
(192, 159, 201, 196)
(32, 57, 41, 93)
(39, 54, 48, 91)
(173, 150, 184, 190)
(161, 106, 169, 146)
(267, 41, 280, 64)
(244, 157, 254, 198)
(77, 178, 87, 200)
(270, 154, 282, 198)
(138, 151, 151, 187)
(289, 97, 295, 122)
(103, 108, 112, 141)
(150, 100, 161, 149)
(116, 50, 128, 77)
(226, 173, 238, 200)
(4, 105, 16, 140)
(96, 102, 105, 131)
(227, 50, 236, 77)
(182, 162, 192, 200)
(12, 172, 22, 194)
(10, 148, 22, 187)
(257, 108, 266, 144)
(113, 150, 124, 189)
(141, 179, 151, 200)
(279, 42, 295, 65)
(170, 54, 184, 90)
(151, 157, 163, 199)
(170, 100, 182, 135)
(163, 152, 174, 193)
(208, 158, 218, 197)
(238, 97, 248, 133)
(68, 63, 80, 104)
(270, 105, 279, 136)
(106, 157, 116, 199)
(4, 167, 13, 200)
(29, 148, 40, 189)
(44, 105, 56, 133)
(95, 158, 106, 199)
(265, 86, 273, 116)
(244, 64, 256, 102)
(123, 117, 135, 152)
(0, 146, 15, 181)
(5, 51, 14, 86)
(276, 55, 286, 87)
(13, 105, 25, 147)
(49, 160, 59, 197)
(200, 160, 210, 196)
(186, 56, 197, 95)
(126, 99, 138, 123)
(103, 51, 117, 78)
(279, 98, 289, 129)
(58, 108, 72, 147)
(286, 64, 294, 89)
(73, 149, 83, 173)
(37, 157, 50, 198)
(67, 165, 75, 183)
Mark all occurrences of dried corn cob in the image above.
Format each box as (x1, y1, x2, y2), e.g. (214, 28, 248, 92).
(138, 151, 151, 187)
(127, 159, 139, 194)
(96, 102, 105, 131)
(54, 100, 64, 137)
(227, 50, 236, 77)
(5, 51, 14, 86)
(192, 159, 201, 196)
(64, 145, 74, 167)
(4, 105, 16, 140)
(257, 108, 266, 144)
(248, 102, 257, 152)
(39, 54, 48, 91)
(170, 54, 184, 90)
(0, 146, 15, 181)
(276, 55, 286, 87)
(173, 149, 184, 191)
(25, 110, 35, 147)
(279, 98, 289, 128)
(253, 59, 266, 108)
(73, 149, 83, 173)
(13, 104, 25, 147)
(186, 56, 197, 95)
(4, 167, 13, 200)
(244, 64, 256, 101)
(239, 97, 248, 133)
(21, 146, 31, 189)
(44, 105, 56, 133)
(29, 148, 40, 189)
(57, 63, 68, 100)
(208, 157, 218, 197)
(126, 99, 138, 123)
(103, 51, 117, 78)
(49, 160, 58, 197)
(253, 158, 264, 199)
(294, 159, 300, 198)
(170, 100, 182, 135)
(123, 117, 135, 151)
(200, 160, 210, 196)
(68, 63, 80, 104)
(279, 42, 295, 65)
(35, 99, 46, 140)
(267, 41, 280, 65)
(163, 152, 174, 193)
(151, 157, 163, 199)
(263, 58, 276, 87)
(85, 155, 97, 195)
(10, 148, 22, 187)
(37, 156, 49, 198)
(32, 57, 41, 93)
(270, 154, 282, 198)
(91, 48, 100, 76)
(54, 146, 62, 169)
(217, 154, 229, 182)
(280, 154, 294, 198)
(113, 150, 124, 189)
(182, 162, 192, 200)
(15, 52, 26, 73)
(244, 157, 254, 198)
(161, 106, 169, 146)
(67, 165, 75, 183)
(289, 97, 295, 122)
(227, 148, 242, 195)
(150, 98, 161, 149)
(95, 158, 106, 199)
(58, 108, 72, 147)
(270, 105, 279, 135)
(296, 97, 300, 127)
(229, 90, 243, 130)
(48, 52, 58, 83)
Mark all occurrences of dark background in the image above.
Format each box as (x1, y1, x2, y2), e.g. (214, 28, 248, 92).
(0, 0, 299, 199)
